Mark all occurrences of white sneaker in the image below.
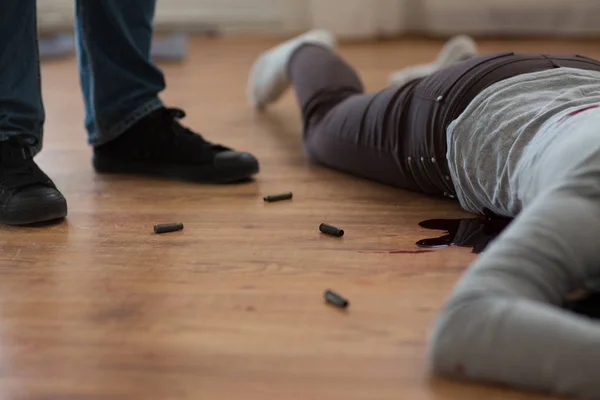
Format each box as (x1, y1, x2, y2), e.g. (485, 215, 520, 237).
(246, 30, 336, 110)
(388, 35, 478, 86)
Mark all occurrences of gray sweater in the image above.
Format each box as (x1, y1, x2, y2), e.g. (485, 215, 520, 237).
(430, 67, 600, 399)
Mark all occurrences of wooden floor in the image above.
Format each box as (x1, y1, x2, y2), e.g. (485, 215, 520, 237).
(3, 35, 600, 400)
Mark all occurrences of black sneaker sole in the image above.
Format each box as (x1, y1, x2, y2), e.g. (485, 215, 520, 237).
(0, 197, 67, 226)
(93, 155, 259, 184)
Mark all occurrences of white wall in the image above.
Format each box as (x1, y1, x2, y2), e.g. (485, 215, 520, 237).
(422, 0, 600, 37)
(36, 0, 415, 37)
(307, 0, 409, 39)
(37, 0, 600, 38)
(37, 0, 310, 34)
(307, 0, 600, 38)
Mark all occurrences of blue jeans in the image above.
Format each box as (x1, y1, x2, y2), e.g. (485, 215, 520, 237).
(0, 0, 166, 154)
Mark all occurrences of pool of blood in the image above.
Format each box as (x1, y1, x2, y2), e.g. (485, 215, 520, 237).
(416, 208, 600, 318)
(416, 208, 511, 254)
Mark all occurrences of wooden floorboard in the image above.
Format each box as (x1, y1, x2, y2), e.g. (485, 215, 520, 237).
(3, 35, 599, 400)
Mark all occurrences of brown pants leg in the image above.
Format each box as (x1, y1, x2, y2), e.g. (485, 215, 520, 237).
(288, 45, 600, 195)
(288, 44, 418, 189)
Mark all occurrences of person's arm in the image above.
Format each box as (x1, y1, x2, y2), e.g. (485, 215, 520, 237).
(428, 181, 600, 399)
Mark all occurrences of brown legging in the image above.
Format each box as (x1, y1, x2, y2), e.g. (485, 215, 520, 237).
(287, 44, 600, 198)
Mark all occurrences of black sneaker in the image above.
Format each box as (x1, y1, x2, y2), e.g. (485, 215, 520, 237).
(93, 107, 259, 183)
(0, 138, 67, 225)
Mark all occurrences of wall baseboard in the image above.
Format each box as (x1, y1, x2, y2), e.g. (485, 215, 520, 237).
(423, 0, 600, 37)
(39, 34, 191, 61)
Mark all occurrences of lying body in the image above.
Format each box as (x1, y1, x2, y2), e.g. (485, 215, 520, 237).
(247, 32, 600, 399)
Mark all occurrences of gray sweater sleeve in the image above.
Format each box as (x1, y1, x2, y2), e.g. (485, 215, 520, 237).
(428, 177, 600, 398)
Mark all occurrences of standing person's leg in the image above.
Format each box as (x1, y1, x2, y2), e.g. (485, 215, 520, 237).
(0, 0, 68, 225)
(75, 0, 259, 183)
(74, 0, 164, 144)
(0, 0, 44, 147)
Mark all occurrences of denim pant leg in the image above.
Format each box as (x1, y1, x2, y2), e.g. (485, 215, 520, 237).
(0, 0, 44, 153)
(74, 0, 166, 146)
